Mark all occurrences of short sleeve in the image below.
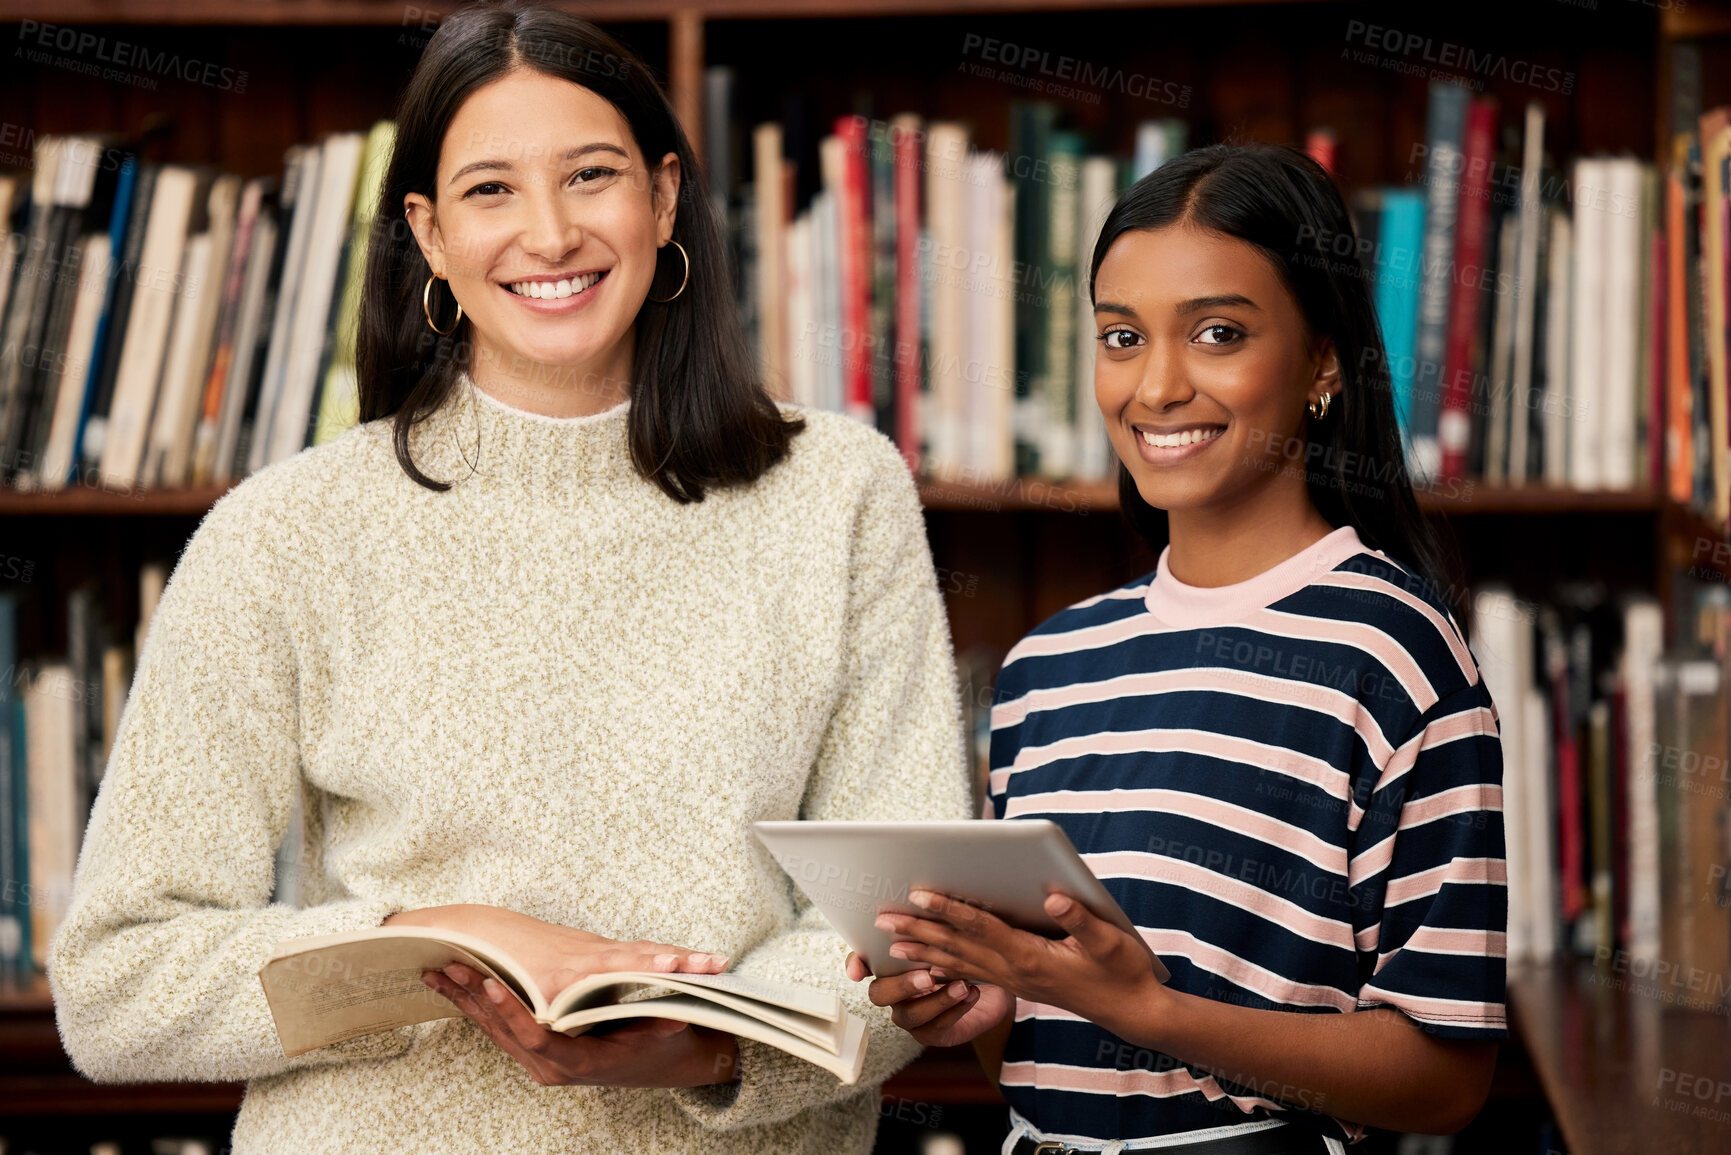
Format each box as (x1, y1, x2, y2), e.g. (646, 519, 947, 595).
(1347, 680, 1508, 1040)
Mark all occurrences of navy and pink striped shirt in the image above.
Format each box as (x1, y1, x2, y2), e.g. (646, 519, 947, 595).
(988, 524, 1507, 1145)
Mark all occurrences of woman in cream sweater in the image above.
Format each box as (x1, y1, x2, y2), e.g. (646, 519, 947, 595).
(47, 4, 972, 1152)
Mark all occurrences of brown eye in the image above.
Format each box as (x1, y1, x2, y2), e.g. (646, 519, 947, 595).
(1197, 324, 1242, 346)
(1099, 329, 1142, 350)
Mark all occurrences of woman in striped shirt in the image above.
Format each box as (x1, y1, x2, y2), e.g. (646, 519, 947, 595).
(848, 143, 1507, 1154)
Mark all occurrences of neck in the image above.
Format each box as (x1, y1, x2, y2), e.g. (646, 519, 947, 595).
(467, 329, 635, 418)
(1163, 476, 1335, 588)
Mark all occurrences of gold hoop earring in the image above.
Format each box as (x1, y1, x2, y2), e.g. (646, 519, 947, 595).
(1307, 391, 1333, 420)
(646, 240, 689, 304)
(423, 275, 463, 335)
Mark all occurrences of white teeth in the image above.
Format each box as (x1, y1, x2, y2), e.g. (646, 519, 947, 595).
(508, 272, 604, 298)
(1140, 426, 1225, 449)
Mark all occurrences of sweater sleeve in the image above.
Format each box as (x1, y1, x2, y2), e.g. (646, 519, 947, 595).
(47, 487, 419, 1084)
(666, 432, 974, 1131)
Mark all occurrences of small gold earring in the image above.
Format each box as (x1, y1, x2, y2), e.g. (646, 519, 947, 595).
(423, 275, 463, 335)
(1307, 391, 1333, 420)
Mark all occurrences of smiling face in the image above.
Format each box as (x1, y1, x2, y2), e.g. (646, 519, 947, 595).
(404, 67, 679, 410)
(1092, 223, 1340, 519)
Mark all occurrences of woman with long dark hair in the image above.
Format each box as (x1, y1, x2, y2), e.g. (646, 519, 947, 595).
(48, 3, 971, 1151)
(853, 144, 1507, 1154)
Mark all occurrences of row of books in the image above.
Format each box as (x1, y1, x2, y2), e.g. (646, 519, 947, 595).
(1476, 581, 1731, 985)
(717, 75, 1731, 525)
(0, 570, 165, 971)
(708, 68, 1193, 484)
(1351, 81, 1731, 527)
(0, 121, 394, 493)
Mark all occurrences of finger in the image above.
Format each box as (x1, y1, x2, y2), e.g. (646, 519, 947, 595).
(908, 889, 1020, 951)
(878, 913, 995, 976)
(1045, 891, 1141, 960)
(884, 938, 976, 977)
(845, 952, 871, 982)
(891, 981, 977, 1030)
(862, 968, 938, 1007)
(914, 984, 984, 1036)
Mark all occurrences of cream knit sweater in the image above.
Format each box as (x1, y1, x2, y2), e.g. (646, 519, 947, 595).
(47, 375, 973, 1153)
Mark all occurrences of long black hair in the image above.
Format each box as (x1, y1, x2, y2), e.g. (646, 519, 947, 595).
(357, 0, 800, 501)
(1090, 142, 1463, 620)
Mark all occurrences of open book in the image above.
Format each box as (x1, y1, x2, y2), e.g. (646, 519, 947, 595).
(257, 926, 868, 1084)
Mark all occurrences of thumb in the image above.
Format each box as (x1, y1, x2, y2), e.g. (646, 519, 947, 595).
(1045, 892, 1120, 956)
(647, 1017, 691, 1037)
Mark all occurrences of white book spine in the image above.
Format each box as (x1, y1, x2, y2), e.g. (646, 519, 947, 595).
(250, 146, 323, 476)
(142, 233, 213, 488)
(38, 234, 112, 490)
(1471, 587, 1529, 961)
(1074, 157, 1117, 483)
(1623, 599, 1663, 963)
(1599, 159, 1643, 490)
(265, 133, 364, 467)
(1568, 158, 1606, 489)
(99, 166, 198, 490)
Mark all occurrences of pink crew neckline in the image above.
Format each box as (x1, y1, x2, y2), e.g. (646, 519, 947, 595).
(1144, 524, 1370, 628)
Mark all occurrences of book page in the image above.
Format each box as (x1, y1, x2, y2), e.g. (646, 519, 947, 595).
(259, 932, 536, 1056)
(549, 970, 841, 1023)
(550, 973, 846, 1052)
(548, 994, 867, 1086)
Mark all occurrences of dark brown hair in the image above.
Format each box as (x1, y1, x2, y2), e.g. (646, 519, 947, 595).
(357, 0, 801, 501)
(1091, 143, 1465, 627)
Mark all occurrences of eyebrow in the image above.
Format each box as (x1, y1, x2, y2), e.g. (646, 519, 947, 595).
(447, 143, 630, 186)
(1093, 293, 1262, 318)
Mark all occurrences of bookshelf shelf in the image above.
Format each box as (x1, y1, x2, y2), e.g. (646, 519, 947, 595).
(0, 478, 1716, 526)
(1508, 959, 1731, 1155)
(0, 0, 1321, 24)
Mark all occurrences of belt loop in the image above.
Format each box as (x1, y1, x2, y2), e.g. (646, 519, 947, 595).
(1102, 1142, 1126, 1155)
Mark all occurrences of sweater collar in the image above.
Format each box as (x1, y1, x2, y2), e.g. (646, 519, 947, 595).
(1144, 524, 1367, 628)
(404, 369, 636, 498)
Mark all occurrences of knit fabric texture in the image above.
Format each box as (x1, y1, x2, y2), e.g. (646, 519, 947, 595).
(48, 374, 973, 1153)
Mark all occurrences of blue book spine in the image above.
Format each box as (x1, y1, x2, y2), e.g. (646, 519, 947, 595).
(66, 154, 140, 489)
(1411, 81, 1470, 481)
(1376, 190, 1427, 446)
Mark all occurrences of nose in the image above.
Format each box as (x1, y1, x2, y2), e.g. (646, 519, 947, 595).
(519, 179, 584, 262)
(1133, 333, 1194, 413)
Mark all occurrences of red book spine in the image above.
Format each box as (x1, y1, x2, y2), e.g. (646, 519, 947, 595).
(834, 115, 873, 424)
(892, 120, 922, 473)
(1438, 97, 1498, 482)
(1555, 675, 1585, 923)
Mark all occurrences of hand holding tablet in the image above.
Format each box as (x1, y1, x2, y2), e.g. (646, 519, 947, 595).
(752, 819, 1169, 983)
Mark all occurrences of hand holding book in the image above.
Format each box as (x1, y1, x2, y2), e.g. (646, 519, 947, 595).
(381, 903, 731, 999)
(258, 909, 871, 1085)
(421, 960, 742, 1089)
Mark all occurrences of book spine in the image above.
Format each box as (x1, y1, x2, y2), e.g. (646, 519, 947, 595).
(1439, 97, 1497, 482)
(1411, 82, 1471, 483)
(892, 116, 922, 474)
(834, 116, 872, 425)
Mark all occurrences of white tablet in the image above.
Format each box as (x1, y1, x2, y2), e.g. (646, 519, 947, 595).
(753, 819, 1169, 982)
